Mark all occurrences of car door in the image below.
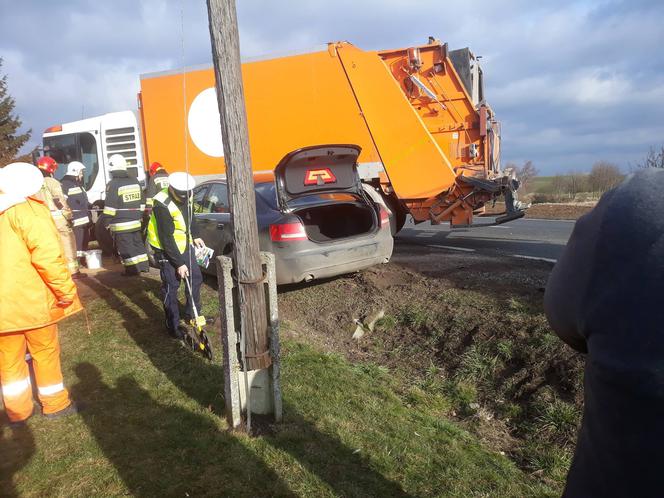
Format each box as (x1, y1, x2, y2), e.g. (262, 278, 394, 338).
(195, 182, 233, 258)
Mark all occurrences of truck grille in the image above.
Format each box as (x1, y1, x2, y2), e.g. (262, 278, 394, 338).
(106, 127, 138, 166)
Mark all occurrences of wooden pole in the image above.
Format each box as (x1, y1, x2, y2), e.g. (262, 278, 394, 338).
(206, 0, 271, 371)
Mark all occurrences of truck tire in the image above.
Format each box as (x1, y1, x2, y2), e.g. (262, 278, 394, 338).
(384, 194, 407, 235)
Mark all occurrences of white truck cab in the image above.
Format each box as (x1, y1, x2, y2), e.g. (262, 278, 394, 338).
(42, 110, 146, 205)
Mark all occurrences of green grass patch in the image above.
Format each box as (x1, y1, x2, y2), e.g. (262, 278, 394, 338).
(0, 275, 557, 497)
(297, 280, 584, 490)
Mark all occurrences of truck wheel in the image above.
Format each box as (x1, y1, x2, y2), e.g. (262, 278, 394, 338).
(384, 194, 407, 235)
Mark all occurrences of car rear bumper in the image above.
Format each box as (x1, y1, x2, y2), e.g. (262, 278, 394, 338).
(274, 230, 393, 284)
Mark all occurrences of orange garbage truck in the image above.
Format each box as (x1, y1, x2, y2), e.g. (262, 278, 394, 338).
(42, 37, 523, 238)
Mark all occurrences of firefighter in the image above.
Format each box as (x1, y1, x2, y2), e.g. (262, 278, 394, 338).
(35, 156, 83, 278)
(0, 162, 82, 426)
(61, 161, 91, 264)
(147, 172, 206, 339)
(103, 154, 148, 275)
(145, 162, 170, 209)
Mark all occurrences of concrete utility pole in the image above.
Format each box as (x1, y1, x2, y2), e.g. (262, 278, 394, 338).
(206, 0, 271, 373)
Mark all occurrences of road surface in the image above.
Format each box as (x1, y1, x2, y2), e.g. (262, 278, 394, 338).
(397, 217, 575, 262)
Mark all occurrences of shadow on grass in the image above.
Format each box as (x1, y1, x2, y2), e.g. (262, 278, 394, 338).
(85, 274, 413, 498)
(72, 362, 292, 497)
(0, 424, 34, 498)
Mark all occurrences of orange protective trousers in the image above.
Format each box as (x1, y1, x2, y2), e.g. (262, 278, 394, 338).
(0, 324, 71, 422)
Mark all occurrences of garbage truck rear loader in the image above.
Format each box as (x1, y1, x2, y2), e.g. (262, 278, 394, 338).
(42, 37, 523, 240)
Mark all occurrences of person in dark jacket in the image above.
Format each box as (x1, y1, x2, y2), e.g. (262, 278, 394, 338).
(145, 162, 170, 209)
(103, 154, 148, 275)
(544, 169, 664, 498)
(146, 172, 205, 339)
(61, 161, 90, 263)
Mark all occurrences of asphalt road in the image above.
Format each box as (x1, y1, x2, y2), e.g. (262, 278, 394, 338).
(397, 217, 576, 262)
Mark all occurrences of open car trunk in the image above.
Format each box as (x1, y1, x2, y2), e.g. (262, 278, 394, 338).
(295, 201, 376, 242)
(274, 144, 379, 243)
(274, 144, 380, 242)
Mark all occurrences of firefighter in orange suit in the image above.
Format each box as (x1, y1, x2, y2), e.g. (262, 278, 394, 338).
(0, 162, 82, 426)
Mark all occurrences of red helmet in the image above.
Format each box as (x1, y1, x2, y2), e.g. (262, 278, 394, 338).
(37, 156, 58, 174)
(149, 161, 164, 176)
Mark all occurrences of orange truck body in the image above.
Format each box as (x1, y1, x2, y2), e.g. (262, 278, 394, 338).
(138, 39, 508, 227)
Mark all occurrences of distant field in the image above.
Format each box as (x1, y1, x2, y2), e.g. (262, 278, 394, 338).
(528, 176, 555, 192)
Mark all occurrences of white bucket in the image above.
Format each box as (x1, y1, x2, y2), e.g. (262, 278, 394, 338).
(85, 249, 103, 270)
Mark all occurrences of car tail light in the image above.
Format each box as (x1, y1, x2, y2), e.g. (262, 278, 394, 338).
(380, 207, 390, 227)
(270, 222, 308, 242)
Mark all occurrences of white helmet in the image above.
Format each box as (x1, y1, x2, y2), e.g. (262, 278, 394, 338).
(108, 154, 127, 171)
(0, 162, 44, 197)
(168, 172, 196, 192)
(67, 161, 86, 176)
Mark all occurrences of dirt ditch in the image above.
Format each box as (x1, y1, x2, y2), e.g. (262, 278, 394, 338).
(484, 201, 595, 220)
(279, 241, 584, 482)
(525, 203, 594, 220)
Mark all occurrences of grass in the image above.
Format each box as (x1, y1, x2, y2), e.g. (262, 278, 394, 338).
(528, 176, 555, 193)
(309, 284, 584, 490)
(0, 273, 557, 497)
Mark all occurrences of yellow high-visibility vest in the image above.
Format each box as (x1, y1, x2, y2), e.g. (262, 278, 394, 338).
(147, 190, 192, 253)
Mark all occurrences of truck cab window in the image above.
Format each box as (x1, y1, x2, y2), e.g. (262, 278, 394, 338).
(43, 132, 99, 190)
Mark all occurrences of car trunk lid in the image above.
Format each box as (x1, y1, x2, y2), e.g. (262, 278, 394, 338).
(274, 144, 365, 212)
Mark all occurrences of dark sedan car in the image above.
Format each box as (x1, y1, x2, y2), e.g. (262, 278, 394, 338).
(193, 145, 393, 284)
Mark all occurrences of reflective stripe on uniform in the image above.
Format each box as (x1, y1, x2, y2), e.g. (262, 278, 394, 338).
(38, 382, 65, 396)
(118, 184, 142, 203)
(103, 206, 117, 216)
(2, 377, 31, 397)
(146, 198, 154, 207)
(67, 187, 83, 195)
(72, 216, 90, 226)
(123, 254, 149, 266)
(109, 220, 142, 232)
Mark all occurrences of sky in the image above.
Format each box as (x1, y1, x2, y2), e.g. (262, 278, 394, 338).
(1, 0, 663, 174)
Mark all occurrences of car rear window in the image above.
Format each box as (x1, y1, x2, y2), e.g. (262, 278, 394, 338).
(255, 182, 358, 209)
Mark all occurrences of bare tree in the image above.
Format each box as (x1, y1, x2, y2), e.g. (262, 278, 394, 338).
(551, 174, 568, 200)
(551, 171, 588, 201)
(636, 145, 664, 169)
(517, 160, 538, 191)
(588, 161, 623, 193)
(567, 171, 588, 198)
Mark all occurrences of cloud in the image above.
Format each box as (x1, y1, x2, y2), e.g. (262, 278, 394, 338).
(1, 0, 662, 173)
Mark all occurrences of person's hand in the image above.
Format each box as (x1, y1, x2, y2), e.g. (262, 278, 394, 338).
(177, 265, 189, 279)
(194, 238, 206, 249)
